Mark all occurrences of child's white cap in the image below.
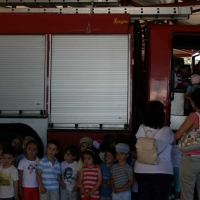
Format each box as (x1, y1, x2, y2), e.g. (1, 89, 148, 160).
(115, 143, 130, 153)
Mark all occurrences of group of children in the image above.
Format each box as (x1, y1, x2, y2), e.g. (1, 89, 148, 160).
(0, 136, 135, 200)
(0, 133, 182, 200)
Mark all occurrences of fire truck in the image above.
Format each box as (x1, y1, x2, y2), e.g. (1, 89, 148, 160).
(0, 2, 199, 159)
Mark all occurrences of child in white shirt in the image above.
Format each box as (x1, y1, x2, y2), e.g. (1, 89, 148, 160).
(18, 140, 40, 200)
(60, 145, 79, 200)
(0, 146, 19, 200)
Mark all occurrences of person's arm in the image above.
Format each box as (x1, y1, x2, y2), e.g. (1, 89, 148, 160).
(72, 179, 78, 192)
(14, 180, 19, 200)
(36, 170, 46, 194)
(88, 167, 102, 195)
(18, 170, 23, 196)
(59, 174, 66, 189)
(175, 113, 194, 140)
(114, 175, 133, 193)
(111, 174, 115, 192)
(79, 169, 88, 197)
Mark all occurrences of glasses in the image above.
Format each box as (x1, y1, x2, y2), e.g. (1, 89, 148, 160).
(105, 155, 113, 158)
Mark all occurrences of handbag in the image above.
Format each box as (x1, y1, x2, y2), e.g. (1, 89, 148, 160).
(178, 112, 200, 152)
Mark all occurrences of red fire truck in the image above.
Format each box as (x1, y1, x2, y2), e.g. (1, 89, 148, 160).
(0, 5, 199, 159)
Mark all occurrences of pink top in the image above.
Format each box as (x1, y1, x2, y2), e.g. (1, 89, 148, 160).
(183, 112, 200, 155)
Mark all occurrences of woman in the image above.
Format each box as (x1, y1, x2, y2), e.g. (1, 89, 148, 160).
(175, 88, 200, 200)
(185, 74, 200, 114)
(134, 101, 174, 200)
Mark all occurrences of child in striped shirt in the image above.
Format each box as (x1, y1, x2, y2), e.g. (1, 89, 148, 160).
(111, 143, 133, 200)
(37, 140, 61, 200)
(79, 148, 102, 200)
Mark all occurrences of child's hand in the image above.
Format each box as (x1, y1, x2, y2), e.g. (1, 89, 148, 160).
(101, 181, 107, 188)
(40, 186, 47, 194)
(19, 187, 23, 196)
(72, 185, 78, 192)
(113, 188, 121, 193)
(88, 190, 93, 196)
(60, 182, 66, 189)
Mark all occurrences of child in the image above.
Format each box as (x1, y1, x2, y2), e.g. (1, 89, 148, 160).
(11, 136, 23, 157)
(0, 142, 10, 165)
(98, 134, 115, 162)
(37, 140, 61, 200)
(60, 145, 79, 200)
(77, 137, 93, 172)
(168, 140, 182, 200)
(0, 146, 19, 200)
(18, 140, 40, 200)
(111, 143, 133, 200)
(100, 147, 116, 200)
(16, 136, 35, 167)
(79, 148, 102, 200)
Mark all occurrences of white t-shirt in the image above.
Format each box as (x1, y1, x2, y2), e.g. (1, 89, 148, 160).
(134, 125, 174, 175)
(171, 145, 182, 168)
(18, 157, 40, 187)
(61, 161, 77, 190)
(0, 165, 19, 198)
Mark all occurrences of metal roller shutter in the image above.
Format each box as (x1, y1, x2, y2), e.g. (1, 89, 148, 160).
(0, 35, 46, 115)
(51, 35, 129, 128)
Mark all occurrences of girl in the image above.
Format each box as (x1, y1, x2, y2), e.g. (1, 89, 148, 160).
(175, 88, 200, 200)
(79, 148, 102, 200)
(18, 140, 40, 200)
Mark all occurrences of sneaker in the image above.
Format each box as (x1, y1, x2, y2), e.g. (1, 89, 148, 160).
(168, 194, 175, 200)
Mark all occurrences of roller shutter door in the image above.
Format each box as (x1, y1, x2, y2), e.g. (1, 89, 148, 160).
(0, 35, 46, 115)
(51, 35, 129, 128)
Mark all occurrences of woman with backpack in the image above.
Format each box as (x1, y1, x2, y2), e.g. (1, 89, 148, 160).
(175, 88, 200, 200)
(134, 101, 174, 200)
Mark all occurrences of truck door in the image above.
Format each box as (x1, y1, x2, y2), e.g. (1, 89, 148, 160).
(145, 24, 200, 128)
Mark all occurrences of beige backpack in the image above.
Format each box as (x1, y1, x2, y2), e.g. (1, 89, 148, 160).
(136, 125, 167, 165)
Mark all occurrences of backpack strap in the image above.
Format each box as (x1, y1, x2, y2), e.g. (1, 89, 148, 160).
(142, 125, 160, 138)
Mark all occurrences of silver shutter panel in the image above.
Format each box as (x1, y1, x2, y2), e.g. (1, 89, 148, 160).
(0, 35, 45, 115)
(51, 35, 129, 127)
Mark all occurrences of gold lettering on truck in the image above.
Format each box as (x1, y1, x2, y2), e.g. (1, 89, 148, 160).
(113, 18, 129, 25)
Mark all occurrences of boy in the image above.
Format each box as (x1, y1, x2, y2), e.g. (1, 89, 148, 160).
(0, 146, 19, 200)
(16, 136, 35, 167)
(111, 143, 133, 200)
(60, 145, 79, 200)
(100, 147, 116, 200)
(37, 140, 61, 200)
(18, 140, 40, 200)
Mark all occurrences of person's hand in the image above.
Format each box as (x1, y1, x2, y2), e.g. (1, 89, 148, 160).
(60, 182, 66, 189)
(113, 188, 121, 193)
(40, 186, 47, 194)
(87, 190, 93, 196)
(72, 185, 78, 192)
(101, 181, 107, 188)
(19, 187, 23, 196)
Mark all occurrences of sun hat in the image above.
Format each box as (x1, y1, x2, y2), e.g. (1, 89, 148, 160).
(79, 137, 93, 147)
(115, 143, 130, 153)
